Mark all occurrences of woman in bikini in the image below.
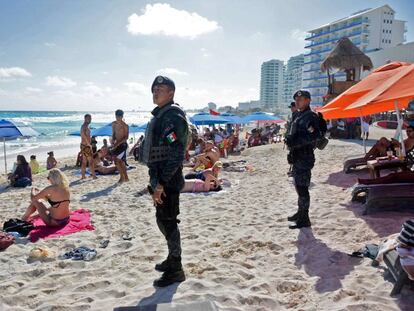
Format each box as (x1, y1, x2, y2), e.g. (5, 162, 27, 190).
(181, 175, 222, 193)
(22, 168, 71, 227)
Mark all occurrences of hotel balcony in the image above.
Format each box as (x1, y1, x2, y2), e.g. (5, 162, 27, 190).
(305, 17, 369, 41)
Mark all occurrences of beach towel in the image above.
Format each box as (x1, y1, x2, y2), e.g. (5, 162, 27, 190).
(73, 166, 136, 177)
(29, 209, 94, 242)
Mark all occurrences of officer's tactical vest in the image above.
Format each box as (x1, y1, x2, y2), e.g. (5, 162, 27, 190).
(138, 104, 188, 164)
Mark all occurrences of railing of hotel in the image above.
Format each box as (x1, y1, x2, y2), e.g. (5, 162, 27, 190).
(303, 72, 346, 81)
(305, 29, 367, 48)
(303, 84, 328, 88)
(305, 18, 369, 40)
(304, 36, 365, 56)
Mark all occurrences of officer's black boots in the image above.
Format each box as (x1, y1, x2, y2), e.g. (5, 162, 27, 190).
(289, 209, 311, 229)
(153, 256, 186, 287)
(287, 210, 299, 222)
(155, 256, 171, 272)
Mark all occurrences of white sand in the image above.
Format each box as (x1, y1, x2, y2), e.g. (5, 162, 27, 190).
(1, 131, 414, 311)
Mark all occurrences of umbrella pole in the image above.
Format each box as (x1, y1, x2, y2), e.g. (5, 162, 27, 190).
(3, 137, 6, 174)
(359, 114, 366, 154)
(394, 100, 406, 157)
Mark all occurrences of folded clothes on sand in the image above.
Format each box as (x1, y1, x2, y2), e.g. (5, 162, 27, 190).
(29, 209, 94, 242)
(60, 246, 97, 261)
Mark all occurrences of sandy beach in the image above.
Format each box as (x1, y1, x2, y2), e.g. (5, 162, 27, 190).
(1, 128, 414, 311)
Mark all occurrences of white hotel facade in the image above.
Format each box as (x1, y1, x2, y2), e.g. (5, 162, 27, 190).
(303, 5, 407, 106)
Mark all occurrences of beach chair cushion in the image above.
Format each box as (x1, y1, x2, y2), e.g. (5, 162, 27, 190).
(343, 155, 367, 173)
(364, 185, 414, 214)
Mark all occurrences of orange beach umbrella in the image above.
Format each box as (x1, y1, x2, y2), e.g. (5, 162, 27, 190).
(320, 62, 414, 120)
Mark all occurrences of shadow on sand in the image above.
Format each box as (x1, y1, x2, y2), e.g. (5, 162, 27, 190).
(136, 283, 180, 309)
(80, 183, 118, 202)
(295, 228, 362, 293)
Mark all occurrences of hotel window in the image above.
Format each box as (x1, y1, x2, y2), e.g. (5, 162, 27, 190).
(390, 20, 392, 24)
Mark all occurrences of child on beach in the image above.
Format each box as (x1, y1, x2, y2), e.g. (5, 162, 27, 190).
(29, 155, 40, 174)
(46, 151, 57, 170)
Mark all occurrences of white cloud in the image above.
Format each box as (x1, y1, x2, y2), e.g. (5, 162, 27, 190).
(0, 67, 32, 78)
(46, 76, 77, 88)
(156, 67, 188, 76)
(82, 82, 111, 97)
(127, 3, 219, 39)
(44, 42, 56, 47)
(290, 29, 307, 41)
(124, 82, 147, 95)
(25, 87, 43, 93)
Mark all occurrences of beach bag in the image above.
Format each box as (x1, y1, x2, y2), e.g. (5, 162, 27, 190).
(0, 231, 15, 251)
(3, 219, 35, 237)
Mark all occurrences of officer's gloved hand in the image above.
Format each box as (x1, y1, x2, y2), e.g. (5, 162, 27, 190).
(285, 136, 293, 148)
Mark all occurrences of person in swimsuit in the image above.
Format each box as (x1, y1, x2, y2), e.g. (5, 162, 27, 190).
(191, 140, 220, 170)
(46, 151, 57, 170)
(80, 114, 97, 179)
(185, 161, 223, 181)
(181, 175, 222, 193)
(92, 150, 118, 175)
(22, 168, 71, 227)
(110, 109, 129, 183)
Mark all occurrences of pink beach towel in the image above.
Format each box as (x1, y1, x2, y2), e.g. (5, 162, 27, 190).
(29, 209, 94, 242)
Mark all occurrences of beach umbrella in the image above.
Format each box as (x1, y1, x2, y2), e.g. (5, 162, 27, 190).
(0, 119, 39, 173)
(91, 123, 147, 137)
(320, 62, 414, 155)
(189, 113, 231, 126)
(242, 112, 284, 123)
(220, 113, 245, 124)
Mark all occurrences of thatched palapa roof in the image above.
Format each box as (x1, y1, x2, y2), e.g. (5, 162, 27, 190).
(320, 37, 373, 72)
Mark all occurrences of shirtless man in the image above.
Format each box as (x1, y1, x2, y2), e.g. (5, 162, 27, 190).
(192, 140, 220, 170)
(93, 150, 117, 175)
(110, 109, 129, 183)
(80, 114, 96, 179)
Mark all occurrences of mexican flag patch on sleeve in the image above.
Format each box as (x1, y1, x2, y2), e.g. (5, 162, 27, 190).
(166, 132, 177, 144)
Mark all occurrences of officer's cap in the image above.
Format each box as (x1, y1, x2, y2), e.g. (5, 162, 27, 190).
(288, 102, 296, 108)
(293, 90, 311, 100)
(151, 76, 175, 93)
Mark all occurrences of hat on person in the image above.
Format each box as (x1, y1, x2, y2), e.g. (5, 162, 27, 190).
(397, 219, 414, 247)
(288, 101, 296, 108)
(151, 76, 175, 93)
(206, 140, 214, 145)
(213, 161, 223, 168)
(293, 90, 311, 100)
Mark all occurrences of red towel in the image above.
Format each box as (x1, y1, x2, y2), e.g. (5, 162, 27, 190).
(29, 209, 94, 242)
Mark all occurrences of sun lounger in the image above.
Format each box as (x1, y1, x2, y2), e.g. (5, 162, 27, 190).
(114, 301, 218, 311)
(351, 183, 414, 203)
(363, 184, 414, 214)
(383, 249, 414, 295)
(343, 154, 367, 173)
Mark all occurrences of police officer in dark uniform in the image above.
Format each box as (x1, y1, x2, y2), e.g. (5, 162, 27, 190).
(285, 101, 299, 177)
(285, 90, 321, 229)
(139, 76, 188, 287)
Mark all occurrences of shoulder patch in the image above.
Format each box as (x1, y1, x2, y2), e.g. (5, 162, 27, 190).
(166, 132, 177, 144)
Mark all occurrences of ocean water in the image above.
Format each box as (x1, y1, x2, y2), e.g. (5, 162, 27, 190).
(0, 111, 151, 172)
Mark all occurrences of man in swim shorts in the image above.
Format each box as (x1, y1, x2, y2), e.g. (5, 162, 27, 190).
(110, 109, 129, 183)
(80, 114, 96, 179)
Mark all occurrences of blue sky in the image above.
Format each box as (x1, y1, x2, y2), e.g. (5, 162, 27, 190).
(0, 0, 413, 111)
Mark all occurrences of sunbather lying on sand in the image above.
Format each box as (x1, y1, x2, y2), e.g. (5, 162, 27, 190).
(181, 175, 222, 193)
(185, 161, 223, 181)
(191, 140, 220, 170)
(22, 168, 71, 227)
(93, 150, 117, 175)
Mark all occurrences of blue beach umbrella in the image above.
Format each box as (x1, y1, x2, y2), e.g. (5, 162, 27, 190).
(0, 119, 40, 173)
(220, 113, 245, 124)
(189, 113, 231, 126)
(241, 112, 283, 123)
(92, 123, 147, 136)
